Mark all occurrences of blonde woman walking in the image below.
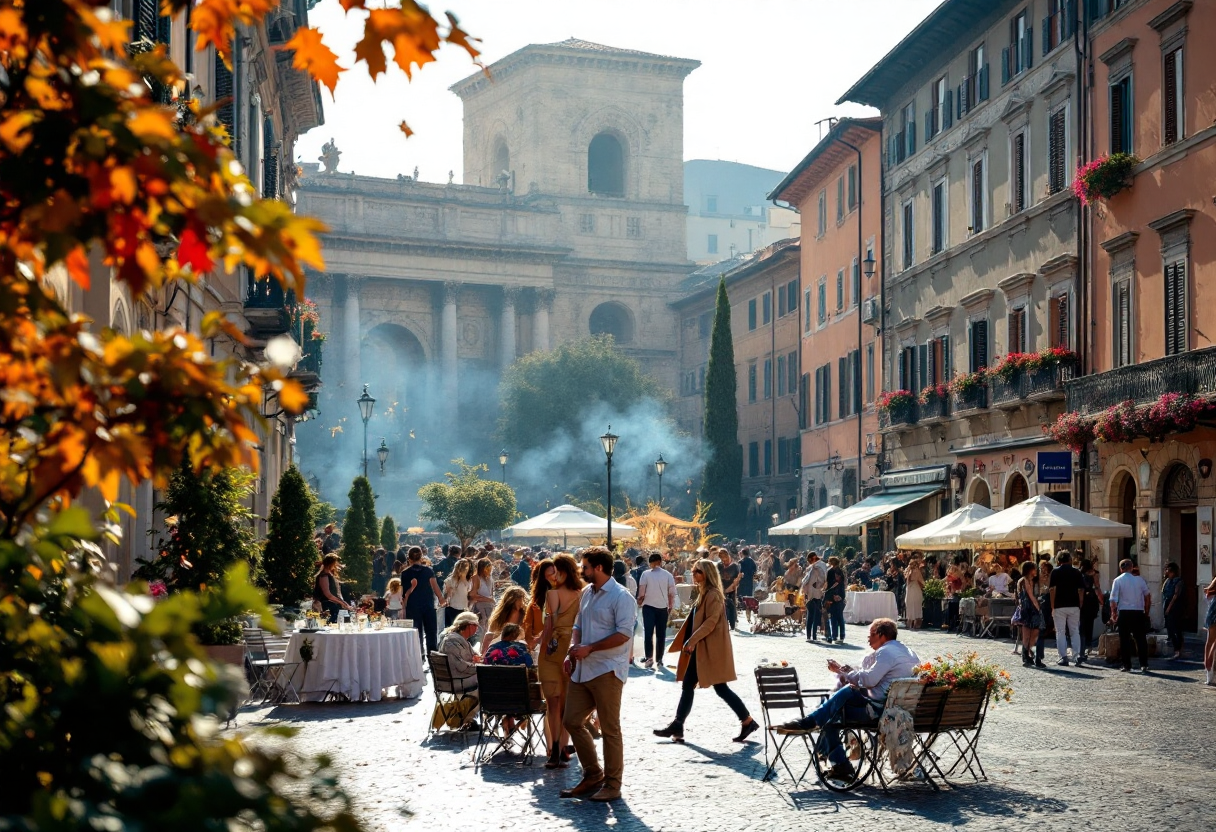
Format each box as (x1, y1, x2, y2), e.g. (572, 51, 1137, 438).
(470, 557, 495, 643)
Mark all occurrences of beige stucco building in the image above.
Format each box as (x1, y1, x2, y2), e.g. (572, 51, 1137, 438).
(294, 40, 699, 518)
(839, 0, 1081, 548)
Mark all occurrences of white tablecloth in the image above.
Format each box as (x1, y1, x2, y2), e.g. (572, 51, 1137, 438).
(843, 591, 899, 624)
(286, 629, 424, 702)
(757, 601, 787, 617)
(676, 584, 695, 606)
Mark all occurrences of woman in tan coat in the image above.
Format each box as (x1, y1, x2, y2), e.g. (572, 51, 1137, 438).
(653, 559, 759, 744)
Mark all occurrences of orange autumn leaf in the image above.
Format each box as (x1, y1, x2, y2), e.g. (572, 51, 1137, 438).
(445, 13, 482, 62)
(110, 167, 137, 205)
(0, 6, 28, 54)
(337, 0, 367, 10)
(282, 26, 344, 97)
(399, 121, 414, 138)
(127, 108, 177, 141)
(0, 111, 40, 154)
(276, 378, 309, 415)
(65, 246, 91, 290)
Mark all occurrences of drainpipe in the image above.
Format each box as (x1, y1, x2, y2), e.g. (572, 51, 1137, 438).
(1077, 0, 1092, 514)
(838, 133, 865, 509)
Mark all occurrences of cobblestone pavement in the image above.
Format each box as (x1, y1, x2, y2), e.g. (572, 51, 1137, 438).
(237, 622, 1216, 832)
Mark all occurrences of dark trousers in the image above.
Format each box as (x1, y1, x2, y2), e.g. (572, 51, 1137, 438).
(828, 600, 845, 641)
(641, 605, 669, 660)
(1165, 611, 1184, 654)
(806, 597, 823, 640)
(673, 653, 749, 728)
(322, 600, 341, 623)
(1117, 610, 1150, 669)
(797, 685, 873, 766)
(444, 606, 460, 628)
(1080, 611, 1099, 655)
(725, 594, 738, 630)
(409, 607, 437, 657)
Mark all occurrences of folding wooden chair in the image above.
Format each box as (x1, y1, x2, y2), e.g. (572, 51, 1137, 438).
(472, 665, 546, 768)
(754, 665, 830, 785)
(242, 628, 301, 706)
(427, 651, 478, 746)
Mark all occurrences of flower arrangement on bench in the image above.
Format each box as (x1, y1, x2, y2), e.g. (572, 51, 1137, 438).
(915, 651, 1013, 704)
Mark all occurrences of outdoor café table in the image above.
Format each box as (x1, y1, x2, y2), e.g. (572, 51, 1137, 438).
(286, 628, 423, 702)
(843, 590, 899, 624)
(757, 601, 786, 617)
(676, 584, 695, 607)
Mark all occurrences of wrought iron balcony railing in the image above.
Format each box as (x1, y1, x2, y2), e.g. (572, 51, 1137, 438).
(918, 395, 951, 422)
(1066, 346, 1216, 414)
(953, 383, 988, 413)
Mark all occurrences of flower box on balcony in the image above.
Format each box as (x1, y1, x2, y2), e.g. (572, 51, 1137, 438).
(949, 372, 988, 413)
(918, 385, 951, 423)
(878, 390, 918, 430)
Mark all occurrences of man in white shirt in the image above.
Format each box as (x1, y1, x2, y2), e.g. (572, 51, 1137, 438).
(800, 551, 828, 642)
(1109, 558, 1152, 673)
(776, 618, 919, 781)
(636, 552, 677, 669)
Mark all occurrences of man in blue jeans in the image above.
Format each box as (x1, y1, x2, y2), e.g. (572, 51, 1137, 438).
(776, 618, 919, 780)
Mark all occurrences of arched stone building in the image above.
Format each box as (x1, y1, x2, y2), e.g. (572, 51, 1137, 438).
(296, 40, 700, 513)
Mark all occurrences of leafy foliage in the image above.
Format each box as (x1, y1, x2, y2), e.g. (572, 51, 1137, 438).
(0, 0, 482, 825)
(418, 460, 517, 548)
(380, 514, 398, 552)
(497, 335, 665, 451)
(1074, 153, 1139, 205)
(342, 477, 377, 594)
(262, 465, 319, 606)
(699, 279, 744, 537)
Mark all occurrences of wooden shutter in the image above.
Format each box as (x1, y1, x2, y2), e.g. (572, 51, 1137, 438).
(1024, 24, 1033, 70)
(972, 159, 984, 231)
(958, 79, 969, 116)
(971, 320, 989, 371)
(1001, 47, 1011, 85)
(1049, 294, 1070, 349)
(928, 340, 938, 386)
(1165, 261, 1187, 356)
(979, 64, 990, 100)
(1115, 281, 1131, 367)
(1164, 49, 1179, 145)
(838, 357, 848, 418)
(944, 89, 954, 129)
(800, 373, 809, 429)
(214, 52, 236, 150)
(907, 116, 916, 156)
(848, 166, 857, 209)
(134, 0, 159, 43)
(1013, 133, 1026, 212)
(1008, 309, 1024, 353)
(917, 344, 928, 393)
(824, 365, 832, 423)
(1048, 109, 1066, 194)
(853, 350, 862, 413)
(925, 107, 935, 140)
(1111, 80, 1126, 154)
(941, 335, 952, 382)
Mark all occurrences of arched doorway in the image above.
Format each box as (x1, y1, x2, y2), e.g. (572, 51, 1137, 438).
(589, 302, 634, 344)
(361, 322, 428, 441)
(1162, 463, 1198, 632)
(968, 477, 992, 508)
(587, 132, 625, 197)
(1005, 472, 1029, 507)
(1112, 470, 1137, 566)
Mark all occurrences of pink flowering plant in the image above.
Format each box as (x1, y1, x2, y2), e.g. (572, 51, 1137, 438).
(1044, 411, 1096, 452)
(1093, 400, 1141, 444)
(1139, 393, 1213, 442)
(918, 383, 950, 405)
(1073, 153, 1139, 206)
(991, 352, 1033, 380)
(948, 370, 986, 396)
(877, 389, 917, 415)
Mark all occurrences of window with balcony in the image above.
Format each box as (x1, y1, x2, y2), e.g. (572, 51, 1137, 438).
(899, 345, 919, 393)
(1003, 9, 1032, 85)
(1049, 293, 1071, 350)
(929, 75, 952, 138)
(1164, 46, 1183, 146)
(1043, 0, 1073, 55)
(960, 43, 989, 116)
(1110, 75, 1133, 155)
(1048, 106, 1069, 195)
(969, 319, 989, 372)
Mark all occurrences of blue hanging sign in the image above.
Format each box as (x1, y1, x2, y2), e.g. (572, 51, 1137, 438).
(1037, 451, 1073, 484)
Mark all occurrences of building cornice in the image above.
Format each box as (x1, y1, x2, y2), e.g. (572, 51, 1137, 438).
(1039, 253, 1078, 285)
(1147, 208, 1196, 237)
(1098, 37, 1138, 67)
(1148, 1, 1192, 32)
(997, 272, 1035, 299)
(1100, 230, 1140, 255)
(960, 288, 995, 314)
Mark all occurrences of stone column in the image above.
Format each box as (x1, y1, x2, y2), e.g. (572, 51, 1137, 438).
(441, 281, 460, 405)
(532, 288, 554, 353)
(501, 286, 521, 370)
(343, 275, 362, 392)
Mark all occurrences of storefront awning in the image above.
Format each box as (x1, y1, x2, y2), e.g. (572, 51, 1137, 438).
(808, 485, 942, 535)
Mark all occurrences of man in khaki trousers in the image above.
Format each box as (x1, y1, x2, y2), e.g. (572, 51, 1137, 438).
(560, 547, 637, 802)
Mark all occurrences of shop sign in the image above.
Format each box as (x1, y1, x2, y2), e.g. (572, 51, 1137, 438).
(1037, 451, 1072, 484)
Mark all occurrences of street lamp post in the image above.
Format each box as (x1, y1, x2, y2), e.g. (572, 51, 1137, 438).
(755, 491, 763, 544)
(655, 453, 667, 506)
(377, 438, 390, 474)
(601, 428, 619, 549)
(356, 385, 375, 478)
(499, 449, 509, 484)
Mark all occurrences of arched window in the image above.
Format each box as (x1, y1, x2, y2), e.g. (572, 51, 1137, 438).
(1006, 473, 1029, 506)
(587, 132, 625, 197)
(493, 140, 510, 176)
(589, 302, 634, 344)
(968, 478, 992, 508)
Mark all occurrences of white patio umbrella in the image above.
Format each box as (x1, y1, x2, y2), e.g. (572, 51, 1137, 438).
(895, 503, 997, 550)
(502, 504, 639, 547)
(769, 505, 843, 536)
(957, 495, 1133, 544)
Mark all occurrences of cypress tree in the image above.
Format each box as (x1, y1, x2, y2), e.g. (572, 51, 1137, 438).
(699, 278, 744, 537)
(380, 515, 398, 552)
(261, 465, 319, 606)
(341, 476, 377, 594)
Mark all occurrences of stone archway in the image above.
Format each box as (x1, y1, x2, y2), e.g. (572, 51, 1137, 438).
(361, 322, 428, 436)
(1108, 468, 1138, 566)
(589, 301, 635, 344)
(1005, 472, 1029, 507)
(967, 476, 992, 508)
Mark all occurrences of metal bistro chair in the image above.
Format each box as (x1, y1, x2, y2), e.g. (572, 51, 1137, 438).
(754, 665, 831, 785)
(243, 628, 301, 706)
(978, 597, 1017, 640)
(471, 665, 546, 768)
(958, 597, 979, 637)
(427, 651, 478, 747)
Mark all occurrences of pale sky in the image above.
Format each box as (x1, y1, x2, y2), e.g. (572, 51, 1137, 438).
(296, 0, 944, 183)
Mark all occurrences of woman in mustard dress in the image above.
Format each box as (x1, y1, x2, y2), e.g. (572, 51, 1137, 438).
(538, 553, 584, 769)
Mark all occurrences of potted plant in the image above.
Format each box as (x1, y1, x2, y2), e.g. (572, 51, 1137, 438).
(1139, 392, 1212, 442)
(1073, 153, 1139, 206)
(197, 617, 247, 666)
(922, 578, 946, 627)
(1093, 400, 1140, 444)
(990, 352, 1031, 381)
(877, 389, 917, 422)
(915, 651, 1013, 705)
(1044, 411, 1096, 452)
(949, 370, 987, 409)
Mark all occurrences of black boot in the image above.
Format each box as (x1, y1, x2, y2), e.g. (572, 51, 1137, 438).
(653, 721, 684, 742)
(543, 741, 566, 769)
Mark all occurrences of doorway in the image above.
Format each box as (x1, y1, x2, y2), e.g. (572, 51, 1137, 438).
(1163, 463, 1199, 632)
(1116, 472, 1137, 566)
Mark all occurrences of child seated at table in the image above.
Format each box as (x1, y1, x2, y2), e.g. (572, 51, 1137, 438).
(384, 578, 404, 620)
(482, 623, 534, 667)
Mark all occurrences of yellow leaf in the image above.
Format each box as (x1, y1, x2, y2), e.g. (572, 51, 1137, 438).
(0, 111, 40, 154)
(276, 378, 308, 414)
(110, 167, 137, 205)
(282, 27, 344, 98)
(127, 108, 176, 141)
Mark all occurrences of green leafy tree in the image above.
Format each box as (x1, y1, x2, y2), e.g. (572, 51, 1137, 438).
(419, 460, 517, 549)
(342, 476, 377, 594)
(261, 465, 319, 606)
(313, 498, 337, 528)
(497, 335, 665, 451)
(380, 515, 399, 552)
(700, 279, 745, 537)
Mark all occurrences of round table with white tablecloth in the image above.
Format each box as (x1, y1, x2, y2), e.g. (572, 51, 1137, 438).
(757, 601, 787, 617)
(676, 584, 695, 607)
(286, 628, 424, 702)
(843, 590, 899, 624)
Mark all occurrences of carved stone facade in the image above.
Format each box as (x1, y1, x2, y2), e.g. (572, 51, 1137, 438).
(296, 40, 698, 507)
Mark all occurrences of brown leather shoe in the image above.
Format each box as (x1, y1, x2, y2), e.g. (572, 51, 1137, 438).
(559, 775, 605, 799)
(588, 787, 621, 802)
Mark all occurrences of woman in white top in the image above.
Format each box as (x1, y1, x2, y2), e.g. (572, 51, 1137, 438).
(443, 559, 473, 628)
(469, 557, 496, 644)
(987, 563, 1011, 594)
(383, 578, 405, 620)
